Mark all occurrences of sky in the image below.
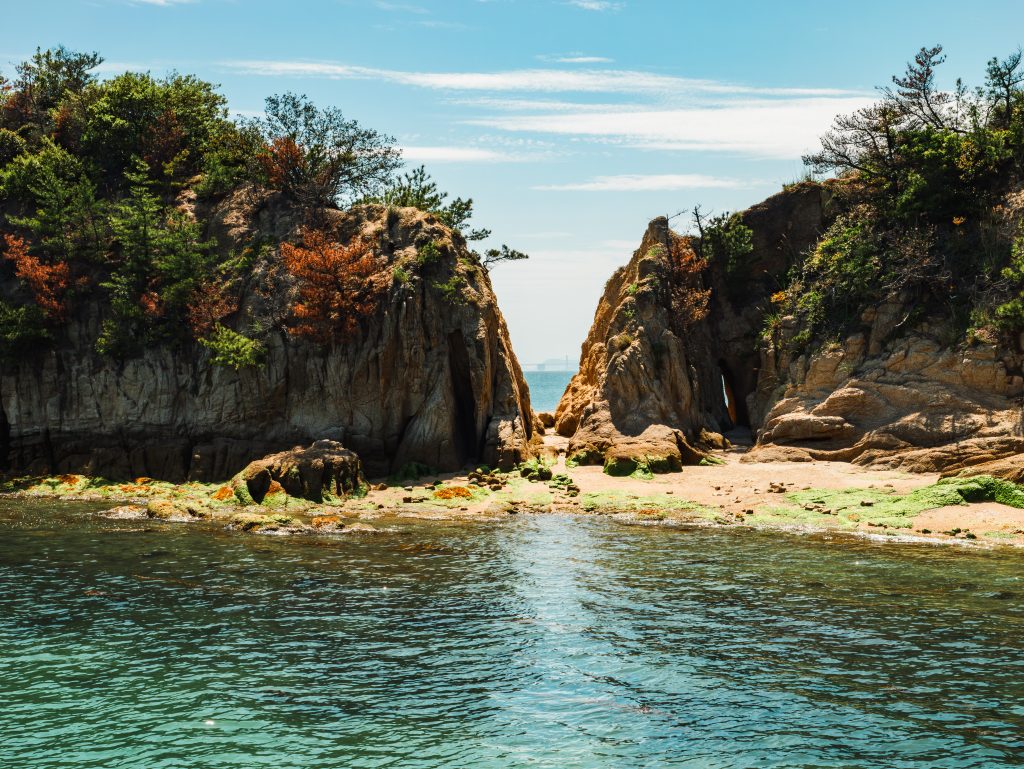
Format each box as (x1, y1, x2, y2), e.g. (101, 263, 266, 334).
(3, 0, 1024, 365)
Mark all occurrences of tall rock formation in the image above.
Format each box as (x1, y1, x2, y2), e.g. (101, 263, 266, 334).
(557, 181, 1024, 474)
(1, 193, 534, 480)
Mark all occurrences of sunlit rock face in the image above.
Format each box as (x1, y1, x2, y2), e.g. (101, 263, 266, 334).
(558, 181, 1024, 474)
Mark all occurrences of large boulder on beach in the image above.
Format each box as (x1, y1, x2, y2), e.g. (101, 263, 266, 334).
(231, 439, 365, 504)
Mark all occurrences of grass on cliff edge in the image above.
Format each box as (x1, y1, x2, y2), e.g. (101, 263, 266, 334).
(749, 476, 1024, 530)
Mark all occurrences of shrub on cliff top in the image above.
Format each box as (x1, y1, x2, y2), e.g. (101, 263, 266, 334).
(281, 228, 388, 343)
(247, 92, 401, 212)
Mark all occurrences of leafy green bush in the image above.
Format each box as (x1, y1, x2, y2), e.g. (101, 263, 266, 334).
(0, 128, 26, 166)
(434, 275, 466, 304)
(199, 324, 265, 370)
(699, 211, 753, 287)
(416, 240, 442, 266)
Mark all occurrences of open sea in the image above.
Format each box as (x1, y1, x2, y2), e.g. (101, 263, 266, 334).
(3, 498, 1024, 768)
(523, 370, 574, 413)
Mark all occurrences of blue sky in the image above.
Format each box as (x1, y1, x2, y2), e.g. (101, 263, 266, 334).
(3, 0, 1023, 364)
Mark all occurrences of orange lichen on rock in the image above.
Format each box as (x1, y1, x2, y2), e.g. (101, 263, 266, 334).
(434, 486, 474, 500)
(310, 514, 343, 529)
(212, 485, 234, 501)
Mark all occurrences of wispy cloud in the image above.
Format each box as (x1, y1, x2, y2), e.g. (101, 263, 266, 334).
(567, 0, 622, 10)
(535, 174, 752, 191)
(222, 60, 858, 99)
(472, 98, 872, 158)
(555, 56, 614, 64)
(401, 146, 519, 162)
(127, 0, 195, 5)
(221, 58, 868, 159)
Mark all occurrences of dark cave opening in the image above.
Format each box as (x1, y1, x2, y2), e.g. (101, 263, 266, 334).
(719, 360, 752, 429)
(447, 330, 480, 465)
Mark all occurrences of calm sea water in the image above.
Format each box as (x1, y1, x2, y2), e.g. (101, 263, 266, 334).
(523, 370, 574, 413)
(3, 499, 1024, 768)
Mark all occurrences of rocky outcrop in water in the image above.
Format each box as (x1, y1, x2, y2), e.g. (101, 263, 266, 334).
(1, 194, 534, 480)
(231, 439, 364, 504)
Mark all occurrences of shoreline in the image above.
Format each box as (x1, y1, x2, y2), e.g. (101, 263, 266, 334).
(4, 444, 1024, 549)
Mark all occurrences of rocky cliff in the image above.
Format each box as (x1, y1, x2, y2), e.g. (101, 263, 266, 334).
(554, 217, 715, 473)
(0, 192, 534, 480)
(558, 182, 1024, 475)
(749, 299, 1024, 472)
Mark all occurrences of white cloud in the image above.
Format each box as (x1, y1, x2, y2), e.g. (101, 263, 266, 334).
(401, 145, 518, 162)
(535, 174, 752, 191)
(221, 59, 869, 159)
(472, 97, 872, 158)
(567, 0, 622, 10)
(127, 0, 195, 5)
(556, 56, 614, 64)
(222, 60, 857, 98)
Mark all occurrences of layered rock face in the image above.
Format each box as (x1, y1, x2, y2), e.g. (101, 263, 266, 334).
(559, 181, 1024, 474)
(1, 195, 533, 480)
(555, 185, 831, 471)
(749, 312, 1024, 472)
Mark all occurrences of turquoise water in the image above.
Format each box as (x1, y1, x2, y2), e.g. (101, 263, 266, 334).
(3, 500, 1024, 768)
(523, 370, 574, 413)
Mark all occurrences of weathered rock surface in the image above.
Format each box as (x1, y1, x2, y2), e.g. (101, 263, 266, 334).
(558, 180, 1024, 474)
(232, 439, 364, 504)
(555, 184, 831, 471)
(1, 196, 534, 480)
(748, 324, 1024, 472)
(553, 217, 715, 470)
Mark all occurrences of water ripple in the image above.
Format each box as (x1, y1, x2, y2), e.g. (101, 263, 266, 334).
(2, 501, 1024, 767)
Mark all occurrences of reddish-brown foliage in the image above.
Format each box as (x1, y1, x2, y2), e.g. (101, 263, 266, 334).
(139, 290, 163, 318)
(2, 234, 71, 321)
(143, 109, 187, 173)
(258, 136, 306, 191)
(666, 237, 711, 329)
(281, 228, 386, 343)
(187, 279, 239, 338)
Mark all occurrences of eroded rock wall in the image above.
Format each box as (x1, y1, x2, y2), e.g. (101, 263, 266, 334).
(748, 314, 1024, 472)
(1, 198, 533, 480)
(558, 180, 1024, 474)
(554, 184, 831, 471)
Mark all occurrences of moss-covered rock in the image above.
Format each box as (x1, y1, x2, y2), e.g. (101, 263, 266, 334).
(232, 440, 365, 504)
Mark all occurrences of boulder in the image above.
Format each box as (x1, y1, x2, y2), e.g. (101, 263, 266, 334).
(231, 440, 365, 504)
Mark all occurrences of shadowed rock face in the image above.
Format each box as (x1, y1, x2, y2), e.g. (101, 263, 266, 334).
(558, 181, 1024, 474)
(1, 195, 534, 481)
